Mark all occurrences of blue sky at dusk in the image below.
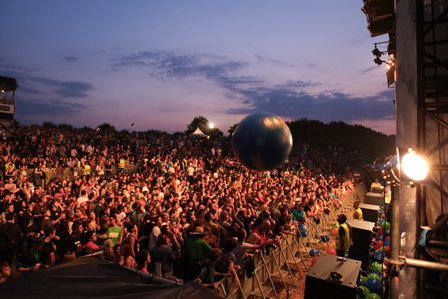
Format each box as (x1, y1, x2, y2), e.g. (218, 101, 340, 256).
(0, 1, 396, 135)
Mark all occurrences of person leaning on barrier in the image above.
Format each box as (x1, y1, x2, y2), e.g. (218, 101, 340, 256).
(246, 220, 275, 246)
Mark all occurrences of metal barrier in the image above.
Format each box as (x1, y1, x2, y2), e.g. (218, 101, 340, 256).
(217, 184, 367, 299)
(7, 164, 140, 183)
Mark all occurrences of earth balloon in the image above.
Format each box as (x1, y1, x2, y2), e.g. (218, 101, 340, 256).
(232, 112, 293, 171)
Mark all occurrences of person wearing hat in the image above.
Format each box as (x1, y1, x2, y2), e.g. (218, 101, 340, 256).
(183, 226, 212, 279)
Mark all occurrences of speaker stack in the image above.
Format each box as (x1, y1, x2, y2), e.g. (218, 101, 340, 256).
(359, 203, 381, 223)
(304, 253, 362, 299)
(346, 218, 375, 271)
(365, 192, 383, 206)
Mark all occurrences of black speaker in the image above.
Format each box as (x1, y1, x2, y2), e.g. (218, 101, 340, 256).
(371, 187, 383, 195)
(366, 192, 383, 206)
(360, 203, 381, 223)
(305, 253, 362, 299)
(346, 219, 375, 271)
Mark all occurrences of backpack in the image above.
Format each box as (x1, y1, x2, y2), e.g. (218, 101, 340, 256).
(0, 225, 15, 251)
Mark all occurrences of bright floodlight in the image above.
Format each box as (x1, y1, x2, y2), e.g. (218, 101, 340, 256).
(402, 151, 428, 181)
(209, 123, 214, 129)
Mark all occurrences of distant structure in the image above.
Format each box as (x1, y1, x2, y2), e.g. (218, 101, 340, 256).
(0, 76, 18, 127)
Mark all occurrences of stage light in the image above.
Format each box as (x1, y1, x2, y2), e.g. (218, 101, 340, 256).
(372, 48, 382, 57)
(374, 57, 384, 65)
(402, 150, 428, 181)
(381, 148, 430, 185)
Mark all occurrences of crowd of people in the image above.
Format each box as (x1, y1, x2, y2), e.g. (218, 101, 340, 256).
(0, 124, 364, 291)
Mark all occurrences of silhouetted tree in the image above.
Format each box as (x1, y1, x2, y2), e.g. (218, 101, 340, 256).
(97, 123, 116, 132)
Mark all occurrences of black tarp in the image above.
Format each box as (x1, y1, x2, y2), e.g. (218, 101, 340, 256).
(0, 255, 223, 299)
(362, 164, 386, 190)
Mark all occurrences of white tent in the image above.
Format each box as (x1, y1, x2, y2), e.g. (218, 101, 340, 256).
(191, 127, 208, 137)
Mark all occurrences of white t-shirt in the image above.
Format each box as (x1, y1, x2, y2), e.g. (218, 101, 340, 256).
(233, 242, 254, 266)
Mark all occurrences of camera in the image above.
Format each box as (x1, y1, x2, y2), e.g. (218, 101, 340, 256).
(265, 244, 277, 255)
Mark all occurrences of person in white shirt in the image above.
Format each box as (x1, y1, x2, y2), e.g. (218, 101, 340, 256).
(233, 228, 269, 266)
(148, 216, 163, 250)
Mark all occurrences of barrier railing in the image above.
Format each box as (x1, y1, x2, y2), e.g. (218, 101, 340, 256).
(2, 164, 141, 184)
(217, 184, 367, 299)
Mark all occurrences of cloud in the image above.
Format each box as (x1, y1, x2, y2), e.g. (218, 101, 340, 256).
(0, 68, 93, 98)
(63, 56, 79, 63)
(225, 86, 395, 123)
(16, 98, 86, 117)
(111, 49, 395, 126)
(28, 77, 94, 98)
(111, 50, 253, 84)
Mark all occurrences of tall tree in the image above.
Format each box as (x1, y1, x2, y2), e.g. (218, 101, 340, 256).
(97, 123, 116, 132)
(186, 116, 210, 135)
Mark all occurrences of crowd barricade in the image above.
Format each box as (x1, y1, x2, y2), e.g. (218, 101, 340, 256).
(8, 163, 141, 184)
(216, 184, 367, 299)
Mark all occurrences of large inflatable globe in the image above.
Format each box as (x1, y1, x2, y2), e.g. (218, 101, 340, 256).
(232, 112, 293, 171)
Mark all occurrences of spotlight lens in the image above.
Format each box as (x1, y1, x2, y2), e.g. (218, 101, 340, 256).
(402, 153, 428, 181)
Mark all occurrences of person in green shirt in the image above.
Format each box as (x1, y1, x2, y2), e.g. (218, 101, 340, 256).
(107, 216, 122, 246)
(184, 226, 212, 267)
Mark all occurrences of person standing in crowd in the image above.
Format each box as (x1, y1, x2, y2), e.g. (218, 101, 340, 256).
(107, 215, 122, 247)
(336, 214, 353, 257)
(0, 212, 23, 267)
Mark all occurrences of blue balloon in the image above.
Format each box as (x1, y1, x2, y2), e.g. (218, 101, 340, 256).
(232, 112, 293, 171)
(371, 250, 385, 262)
(365, 277, 382, 295)
(384, 230, 390, 238)
(298, 224, 308, 237)
(320, 234, 330, 242)
(376, 236, 384, 242)
(309, 248, 319, 257)
(384, 239, 390, 246)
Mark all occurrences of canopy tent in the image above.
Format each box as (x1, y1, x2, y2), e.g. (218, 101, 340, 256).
(0, 76, 18, 92)
(0, 255, 223, 299)
(191, 127, 208, 137)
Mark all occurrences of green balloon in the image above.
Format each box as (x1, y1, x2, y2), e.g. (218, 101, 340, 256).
(381, 221, 390, 231)
(366, 293, 381, 299)
(332, 223, 340, 229)
(371, 262, 381, 271)
(361, 275, 368, 283)
(379, 246, 385, 252)
(359, 285, 370, 298)
(368, 273, 381, 280)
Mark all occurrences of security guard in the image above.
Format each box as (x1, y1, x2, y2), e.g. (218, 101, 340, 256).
(118, 157, 126, 173)
(82, 162, 91, 179)
(371, 179, 381, 192)
(336, 214, 353, 257)
(353, 201, 363, 220)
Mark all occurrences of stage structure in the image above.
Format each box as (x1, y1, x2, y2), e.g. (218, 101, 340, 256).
(0, 76, 18, 127)
(361, 0, 448, 298)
